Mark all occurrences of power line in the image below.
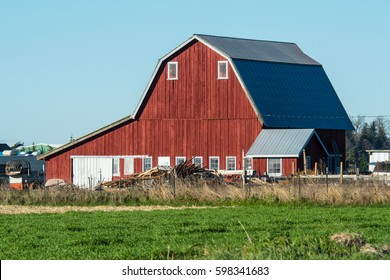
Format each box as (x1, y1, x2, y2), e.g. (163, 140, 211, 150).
(349, 115, 390, 119)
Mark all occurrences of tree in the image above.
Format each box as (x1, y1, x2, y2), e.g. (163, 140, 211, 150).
(346, 116, 390, 172)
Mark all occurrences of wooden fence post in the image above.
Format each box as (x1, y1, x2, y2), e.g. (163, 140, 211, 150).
(292, 161, 295, 176)
(303, 149, 307, 175)
(340, 162, 343, 185)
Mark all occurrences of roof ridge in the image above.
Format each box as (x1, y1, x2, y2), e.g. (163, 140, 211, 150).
(195, 33, 296, 45)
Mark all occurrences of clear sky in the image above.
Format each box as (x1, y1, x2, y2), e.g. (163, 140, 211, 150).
(1, 0, 389, 146)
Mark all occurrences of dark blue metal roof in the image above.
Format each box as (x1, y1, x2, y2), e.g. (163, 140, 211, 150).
(232, 59, 354, 130)
(196, 34, 320, 65)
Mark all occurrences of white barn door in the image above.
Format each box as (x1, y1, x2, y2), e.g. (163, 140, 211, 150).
(72, 157, 113, 188)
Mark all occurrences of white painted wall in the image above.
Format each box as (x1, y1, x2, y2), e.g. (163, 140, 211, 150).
(72, 157, 113, 188)
(368, 151, 390, 172)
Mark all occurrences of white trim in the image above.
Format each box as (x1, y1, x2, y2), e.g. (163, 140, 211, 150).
(218, 60, 228, 79)
(175, 156, 186, 165)
(192, 156, 203, 167)
(70, 155, 149, 159)
(167, 61, 178, 80)
(267, 158, 282, 177)
(226, 156, 237, 170)
(209, 156, 220, 170)
(247, 154, 299, 158)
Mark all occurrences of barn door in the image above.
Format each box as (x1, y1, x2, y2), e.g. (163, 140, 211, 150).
(72, 157, 113, 188)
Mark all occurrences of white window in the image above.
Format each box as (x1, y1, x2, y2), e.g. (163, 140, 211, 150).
(158, 156, 171, 167)
(244, 157, 253, 170)
(226, 156, 236, 170)
(268, 158, 282, 177)
(167, 62, 178, 80)
(209, 156, 220, 170)
(124, 158, 134, 175)
(218, 61, 228, 79)
(143, 157, 152, 172)
(175, 156, 186, 165)
(192, 156, 203, 167)
(112, 158, 120, 176)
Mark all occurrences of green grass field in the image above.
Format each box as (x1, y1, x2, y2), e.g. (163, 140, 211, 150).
(1, 203, 389, 260)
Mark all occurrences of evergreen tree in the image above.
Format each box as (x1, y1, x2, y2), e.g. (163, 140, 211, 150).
(346, 116, 390, 172)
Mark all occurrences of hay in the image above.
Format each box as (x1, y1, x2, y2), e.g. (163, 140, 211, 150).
(330, 233, 366, 247)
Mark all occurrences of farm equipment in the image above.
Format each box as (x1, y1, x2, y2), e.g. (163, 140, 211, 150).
(5, 160, 43, 190)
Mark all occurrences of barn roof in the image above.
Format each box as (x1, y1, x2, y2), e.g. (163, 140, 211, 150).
(37, 115, 132, 160)
(196, 34, 320, 65)
(233, 59, 354, 130)
(246, 129, 329, 158)
(132, 34, 353, 130)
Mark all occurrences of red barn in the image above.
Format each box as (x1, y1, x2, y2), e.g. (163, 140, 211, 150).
(38, 34, 353, 187)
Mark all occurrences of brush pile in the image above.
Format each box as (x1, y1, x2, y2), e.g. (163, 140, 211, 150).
(100, 159, 215, 188)
(373, 161, 390, 173)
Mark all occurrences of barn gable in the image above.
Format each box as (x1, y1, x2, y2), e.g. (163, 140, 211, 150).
(132, 34, 353, 131)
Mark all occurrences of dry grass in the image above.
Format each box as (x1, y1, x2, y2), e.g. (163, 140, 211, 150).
(0, 205, 216, 214)
(1, 178, 390, 206)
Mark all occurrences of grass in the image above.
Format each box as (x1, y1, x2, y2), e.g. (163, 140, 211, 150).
(1, 203, 389, 260)
(1, 178, 390, 206)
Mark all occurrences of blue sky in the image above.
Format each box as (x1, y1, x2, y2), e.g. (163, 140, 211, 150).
(1, 0, 389, 145)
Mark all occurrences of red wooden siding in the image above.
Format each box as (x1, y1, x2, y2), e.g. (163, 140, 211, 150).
(252, 158, 297, 177)
(316, 130, 346, 158)
(45, 40, 262, 183)
(296, 134, 329, 172)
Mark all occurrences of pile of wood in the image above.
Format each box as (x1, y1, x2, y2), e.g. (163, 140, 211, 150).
(99, 160, 212, 189)
(374, 161, 390, 173)
(172, 159, 207, 178)
(100, 166, 168, 188)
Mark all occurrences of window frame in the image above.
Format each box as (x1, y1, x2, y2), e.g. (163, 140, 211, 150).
(267, 158, 282, 177)
(167, 61, 178, 80)
(226, 156, 237, 171)
(209, 156, 220, 170)
(143, 157, 152, 172)
(306, 155, 312, 170)
(218, 60, 228, 79)
(244, 157, 253, 170)
(124, 157, 134, 175)
(192, 156, 203, 167)
(112, 158, 120, 176)
(158, 156, 171, 167)
(175, 156, 186, 165)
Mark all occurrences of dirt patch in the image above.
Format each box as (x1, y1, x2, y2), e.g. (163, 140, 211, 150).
(0, 205, 216, 215)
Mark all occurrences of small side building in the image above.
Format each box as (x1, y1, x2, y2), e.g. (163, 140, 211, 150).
(366, 150, 390, 172)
